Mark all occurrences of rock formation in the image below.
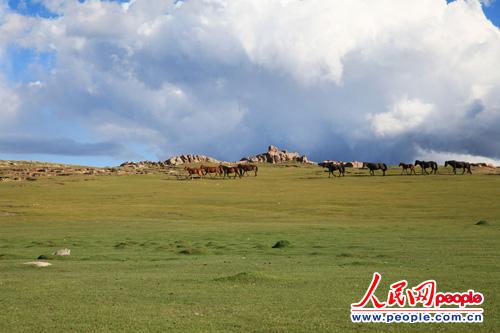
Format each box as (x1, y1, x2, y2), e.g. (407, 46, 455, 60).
(320, 161, 364, 168)
(163, 154, 220, 166)
(240, 145, 311, 164)
(53, 248, 71, 256)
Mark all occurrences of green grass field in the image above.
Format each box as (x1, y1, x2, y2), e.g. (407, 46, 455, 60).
(0, 165, 499, 332)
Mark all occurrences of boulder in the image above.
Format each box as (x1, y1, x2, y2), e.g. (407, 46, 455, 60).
(23, 261, 52, 267)
(163, 154, 220, 166)
(349, 161, 364, 168)
(241, 145, 311, 164)
(53, 248, 71, 256)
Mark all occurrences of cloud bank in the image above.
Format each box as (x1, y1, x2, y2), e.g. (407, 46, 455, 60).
(1, 0, 500, 165)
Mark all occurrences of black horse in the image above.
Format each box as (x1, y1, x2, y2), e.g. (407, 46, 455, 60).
(444, 160, 472, 175)
(362, 162, 387, 176)
(319, 162, 345, 177)
(414, 160, 438, 175)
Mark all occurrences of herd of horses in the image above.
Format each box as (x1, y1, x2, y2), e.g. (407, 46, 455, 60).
(183, 159, 474, 179)
(184, 164, 258, 179)
(319, 160, 473, 177)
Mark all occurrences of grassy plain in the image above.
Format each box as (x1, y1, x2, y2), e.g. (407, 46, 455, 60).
(0, 164, 499, 332)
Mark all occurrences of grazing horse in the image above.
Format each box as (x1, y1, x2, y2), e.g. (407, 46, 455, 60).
(220, 165, 242, 179)
(184, 166, 204, 179)
(200, 164, 223, 177)
(238, 163, 258, 177)
(362, 162, 388, 176)
(414, 160, 438, 175)
(444, 160, 472, 175)
(399, 162, 416, 175)
(318, 162, 345, 177)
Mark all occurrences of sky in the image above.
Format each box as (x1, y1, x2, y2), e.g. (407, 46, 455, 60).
(1, 0, 500, 166)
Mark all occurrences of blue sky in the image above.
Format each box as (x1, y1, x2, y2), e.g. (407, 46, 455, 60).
(1, 0, 500, 166)
(483, 1, 500, 26)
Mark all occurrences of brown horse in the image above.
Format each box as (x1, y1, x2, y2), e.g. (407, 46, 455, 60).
(184, 166, 204, 179)
(399, 162, 416, 175)
(200, 164, 223, 177)
(238, 163, 258, 177)
(220, 165, 241, 179)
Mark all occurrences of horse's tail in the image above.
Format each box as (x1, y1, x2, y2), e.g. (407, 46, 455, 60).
(382, 163, 388, 171)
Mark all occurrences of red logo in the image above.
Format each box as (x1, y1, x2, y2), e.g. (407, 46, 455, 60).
(352, 272, 484, 309)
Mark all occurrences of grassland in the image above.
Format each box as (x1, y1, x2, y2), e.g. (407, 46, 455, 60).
(0, 164, 499, 332)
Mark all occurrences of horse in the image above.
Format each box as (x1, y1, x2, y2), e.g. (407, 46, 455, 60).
(184, 166, 204, 179)
(220, 165, 242, 179)
(318, 162, 345, 177)
(399, 162, 416, 175)
(414, 160, 438, 175)
(200, 164, 223, 177)
(238, 163, 258, 177)
(362, 162, 388, 176)
(444, 160, 472, 175)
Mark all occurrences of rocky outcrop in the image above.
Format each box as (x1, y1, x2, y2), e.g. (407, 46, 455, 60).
(163, 154, 220, 166)
(0, 160, 120, 181)
(345, 161, 364, 168)
(320, 161, 364, 168)
(240, 145, 311, 164)
(471, 163, 496, 168)
(53, 248, 71, 256)
(23, 261, 51, 267)
(120, 161, 166, 169)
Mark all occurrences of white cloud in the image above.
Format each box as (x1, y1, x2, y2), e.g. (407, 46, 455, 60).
(371, 98, 434, 137)
(0, 80, 20, 124)
(416, 147, 500, 166)
(1, 0, 500, 162)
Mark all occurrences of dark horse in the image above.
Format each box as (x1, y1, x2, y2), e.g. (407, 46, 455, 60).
(362, 162, 387, 176)
(414, 160, 438, 175)
(444, 160, 472, 175)
(200, 164, 223, 177)
(318, 162, 345, 177)
(220, 165, 242, 179)
(238, 163, 258, 177)
(399, 162, 416, 175)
